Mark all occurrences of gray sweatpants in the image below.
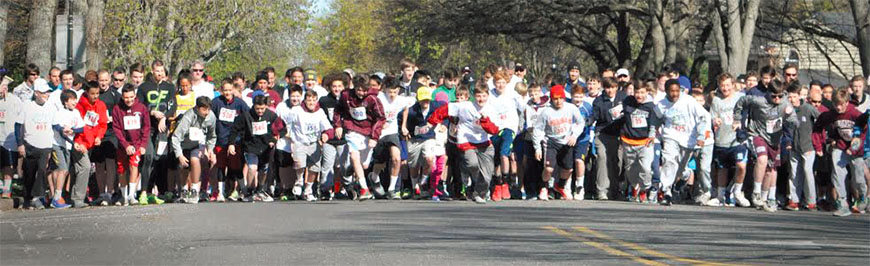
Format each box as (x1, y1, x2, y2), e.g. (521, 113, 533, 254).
(695, 144, 714, 195)
(462, 145, 494, 196)
(321, 143, 349, 190)
(70, 150, 91, 206)
(660, 139, 693, 194)
(831, 149, 868, 202)
(789, 150, 816, 204)
(595, 134, 622, 196)
(621, 143, 654, 190)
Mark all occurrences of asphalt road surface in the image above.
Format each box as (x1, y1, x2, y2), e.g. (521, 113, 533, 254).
(2, 200, 868, 265)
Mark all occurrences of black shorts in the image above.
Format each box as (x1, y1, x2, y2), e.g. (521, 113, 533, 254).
(372, 134, 401, 165)
(0, 147, 19, 169)
(90, 136, 118, 163)
(713, 145, 748, 168)
(545, 142, 574, 170)
(275, 150, 294, 168)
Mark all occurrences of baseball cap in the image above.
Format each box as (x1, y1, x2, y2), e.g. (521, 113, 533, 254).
(462, 66, 472, 73)
(33, 78, 51, 93)
(567, 62, 581, 71)
(304, 69, 318, 81)
(461, 74, 476, 86)
(342, 68, 355, 78)
(416, 86, 433, 101)
(550, 84, 566, 99)
(616, 68, 630, 77)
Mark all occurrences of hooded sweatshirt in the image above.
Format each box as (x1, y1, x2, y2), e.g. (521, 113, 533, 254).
(814, 104, 867, 155)
(620, 95, 661, 145)
(657, 93, 709, 148)
(228, 108, 285, 155)
(287, 102, 334, 145)
(319, 91, 346, 146)
(74, 95, 108, 150)
(334, 89, 385, 140)
(427, 101, 500, 151)
(112, 100, 151, 151)
(212, 95, 250, 147)
(171, 108, 217, 157)
(733, 93, 798, 148)
(592, 90, 628, 136)
(137, 78, 176, 137)
(532, 102, 584, 153)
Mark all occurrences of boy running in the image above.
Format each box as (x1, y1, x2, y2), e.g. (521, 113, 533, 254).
(228, 95, 286, 202)
(211, 79, 250, 202)
(287, 90, 334, 201)
(113, 86, 151, 206)
(333, 76, 386, 200)
(619, 83, 661, 203)
(171, 97, 217, 204)
(533, 85, 585, 201)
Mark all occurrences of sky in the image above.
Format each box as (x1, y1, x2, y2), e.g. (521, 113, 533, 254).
(310, 0, 333, 17)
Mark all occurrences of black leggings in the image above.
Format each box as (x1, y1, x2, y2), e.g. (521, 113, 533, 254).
(23, 144, 51, 201)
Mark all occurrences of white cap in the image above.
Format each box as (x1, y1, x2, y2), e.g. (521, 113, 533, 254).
(33, 78, 51, 93)
(616, 68, 630, 77)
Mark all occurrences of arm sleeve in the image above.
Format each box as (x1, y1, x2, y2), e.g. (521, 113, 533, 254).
(370, 99, 386, 140)
(733, 96, 748, 122)
(14, 123, 23, 146)
(137, 110, 151, 150)
(113, 109, 130, 149)
(570, 108, 584, 141)
(206, 115, 217, 151)
(333, 95, 345, 129)
(228, 115, 243, 146)
(320, 113, 335, 139)
(171, 112, 191, 158)
(271, 116, 286, 144)
(479, 116, 500, 135)
(428, 105, 449, 125)
(532, 110, 546, 152)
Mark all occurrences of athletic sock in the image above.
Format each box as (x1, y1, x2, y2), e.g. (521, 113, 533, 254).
(388, 175, 398, 191)
(54, 189, 62, 201)
(304, 182, 313, 195)
(120, 185, 128, 200)
(732, 183, 743, 194)
(419, 175, 429, 187)
(128, 183, 138, 198)
(193, 182, 201, 193)
(753, 182, 762, 194)
(218, 182, 225, 196)
(768, 187, 776, 200)
(761, 190, 769, 201)
(575, 176, 585, 189)
(358, 174, 368, 190)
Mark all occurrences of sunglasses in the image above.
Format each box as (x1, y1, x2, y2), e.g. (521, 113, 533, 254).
(192, 69, 204, 72)
(113, 78, 125, 82)
(770, 93, 785, 99)
(785, 73, 798, 77)
(28, 73, 39, 76)
(810, 100, 821, 104)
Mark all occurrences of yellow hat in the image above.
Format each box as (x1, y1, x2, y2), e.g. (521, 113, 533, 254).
(416, 86, 433, 101)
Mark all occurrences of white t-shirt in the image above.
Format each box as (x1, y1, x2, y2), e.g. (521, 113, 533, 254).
(192, 81, 216, 100)
(18, 101, 56, 149)
(377, 92, 415, 137)
(487, 89, 523, 133)
(241, 88, 254, 107)
(507, 75, 523, 92)
(48, 89, 84, 111)
(0, 95, 23, 150)
(287, 106, 332, 145)
(448, 101, 498, 145)
(275, 101, 296, 153)
(656, 93, 708, 148)
(54, 107, 86, 149)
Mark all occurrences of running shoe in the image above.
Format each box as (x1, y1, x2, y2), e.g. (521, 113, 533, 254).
(390, 190, 401, 200)
(431, 195, 441, 202)
(785, 201, 799, 211)
(538, 188, 549, 201)
(491, 186, 502, 202)
(252, 192, 264, 202)
(51, 198, 71, 209)
(638, 190, 648, 203)
(228, 190, 240, 201)
(292, 185, 302, 198)
(177, 190, 188, 204)
(138, 192, 149, 206)
(305, 193, 316, 202)
(261, 192, 274, 202)
(359, 188, 374, 201)
(805, 203, 817, 211)
(500, 184, 511, 200)
(854, 197, 868, 214)
(596, 192, 608, 201)
(763, 199, 777, 212)
(241, 194, 254, 202)
(209, 193, 218, 202)
(473, 195, 486, 204)
(661, 194, 673, 206)
(703, 198, 722, 207)
(216, 193, 226, 202)
(751, 192, 764, 207)
(833, 200, 851, 217)
(189, 189, 200, 204)
(573, 187, 584, 201)
(400, 188, 411, 199)
(695, 192, 711, 206)
(734, 191, 750, 207)
(413, 187, 422, 200)
(555, 186, 572, 200)
(149, 195, 164, 205)
(29, 198, 45, 210)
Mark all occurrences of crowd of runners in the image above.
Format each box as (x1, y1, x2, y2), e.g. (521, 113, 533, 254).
(1, 59, 868, 217)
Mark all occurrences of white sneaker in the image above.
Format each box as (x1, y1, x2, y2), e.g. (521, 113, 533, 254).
(703, 198, 722, 207)
(695, 192, 711, 205)
(733, 191, 750, 207)
(292, 186, 302, 197)
(305, 193, 317, 202)
(216, 193, 226, 202)
(539, 188, 549, 201)
(573, 187, 585, 201)
(261, 193, 274, 202)
(751, 192, 764, 207)
(473, 195, 486, 204)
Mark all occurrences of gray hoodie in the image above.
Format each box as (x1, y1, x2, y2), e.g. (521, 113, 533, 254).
(733, 94, 797, 147)
(171, 108, 217, 158)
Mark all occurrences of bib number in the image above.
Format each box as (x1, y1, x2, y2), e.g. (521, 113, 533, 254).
(219, 108, 237, 122)
(351, 107, 367, 121)
(157, 140, 168, 156)
(189, 127, 205, 143)
(766, 119, 780, 134)
(631, 113, 647, 128)
(609, 104, 623, 119)
(124, 116, 141, 130)
(414, 125, 429, 135)
(85, 111, 100, 127)
(252, 121, 268, 135)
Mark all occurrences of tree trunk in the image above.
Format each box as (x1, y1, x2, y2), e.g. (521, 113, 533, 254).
(851, 0, 870, 78)
(714, 0, 760, 75)
(27, 0, 58, 73)
(85, 0, 105, 70)
(0, 1, 7, 65)
(650, 0, 666, 72)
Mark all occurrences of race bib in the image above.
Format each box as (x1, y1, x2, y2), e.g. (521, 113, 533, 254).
(218, 108, 237, 122)
(302, 123, 318, 135)
(609, 104, 623, 119)
(766, 119, 780, 134)
(85, 111, 100, 127)
(631, 113, 648, 128)
(386, 110, 398, 122)
(0, 110, 6, 120)
(124, 115, 141, 130)
(189, 127, 205, 143)
(157, 140, 168, 156)
(35, 122, 49, 132)
(252, 121, 268, 135)
(351, 107, 367, 121)
(414, 125, 429, 135)
(722, 113, 734, 125)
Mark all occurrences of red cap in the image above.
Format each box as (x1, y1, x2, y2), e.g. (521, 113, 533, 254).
(550, 84, 566, 99)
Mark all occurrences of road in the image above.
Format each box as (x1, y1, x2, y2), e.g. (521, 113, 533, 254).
(1, 200, 868, 265)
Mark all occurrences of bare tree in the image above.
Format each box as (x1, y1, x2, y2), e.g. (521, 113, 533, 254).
(851, 0, 870, 77)
(711, 0, 760, 75)
(26, 0, 58, 73)
(85, 0, 105, 70)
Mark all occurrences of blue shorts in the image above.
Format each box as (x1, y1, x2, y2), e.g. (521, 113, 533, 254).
(399, 139, 409, 161)
(490, 129, 515, 158)
(713, 145, 748, 168)
(573, 141, 591, 161)
(512, 135, 526, 162)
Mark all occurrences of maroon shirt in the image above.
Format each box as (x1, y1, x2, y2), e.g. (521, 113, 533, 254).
(334, 89, 386, 140)
(814, 104, 867, 156)
(112, 101, 151, 150)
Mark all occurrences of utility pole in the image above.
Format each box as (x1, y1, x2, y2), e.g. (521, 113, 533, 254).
(66, 0, 73, 71)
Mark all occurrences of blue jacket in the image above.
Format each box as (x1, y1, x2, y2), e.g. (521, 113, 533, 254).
(211, 95, 250, 146)
(401, 101, 444, 140)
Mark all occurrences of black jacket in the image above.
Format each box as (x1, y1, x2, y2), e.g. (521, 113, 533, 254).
(592, 90, 627, 136)
(228, 108, 286, 155)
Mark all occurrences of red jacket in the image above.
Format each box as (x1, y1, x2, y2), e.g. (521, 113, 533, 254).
(334, 89, 386, 140)
(75, 96, 108, 149)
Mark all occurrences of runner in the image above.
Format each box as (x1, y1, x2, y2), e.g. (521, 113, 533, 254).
(619, 83, 660, 203)
(533, 85, 585, 201)
(0, 76, 20, 199)
(333, 76, 385, 200)
(710, 73, 750, 207)
(112, 86, 151, 206)
(286, 90, 333, 201)
(171, 96, 217, 204)
(657, 79, 709, 205)
(71, 84, 108, 208)
(228, 95, 285, 202)
(211, 79, 250, 202)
